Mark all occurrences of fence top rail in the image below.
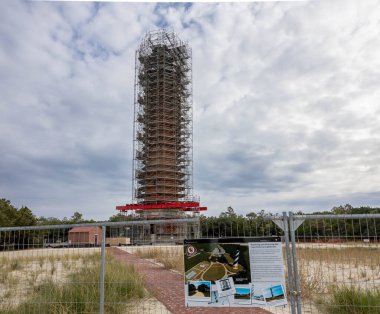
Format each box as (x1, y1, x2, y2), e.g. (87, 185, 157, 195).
(0, 217, 200, 232)
(292, 214, 380, 220)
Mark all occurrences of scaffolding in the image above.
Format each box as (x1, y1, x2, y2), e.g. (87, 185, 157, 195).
(117, 30, 205, 238)
(133, 30, 193, 208)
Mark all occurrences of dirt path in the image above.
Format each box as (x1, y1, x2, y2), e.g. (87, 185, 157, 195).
(110, 247, 272, 314)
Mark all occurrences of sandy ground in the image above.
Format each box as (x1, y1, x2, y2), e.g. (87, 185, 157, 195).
(122, 244, 180, 253)
(0, 248, 100, 310)
(0, 247, 171, 313)
(295, 242, 379, 249)
(123, 244, 380, 314)
(0, 247, 101, 258)
(125, 297, 171, 314)
(2, 244, 378, 313)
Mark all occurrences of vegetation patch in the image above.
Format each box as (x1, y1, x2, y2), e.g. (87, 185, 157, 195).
(316, 286, 380, 314)
(2, 253, 147, 314)
(135, 247, 183, 272)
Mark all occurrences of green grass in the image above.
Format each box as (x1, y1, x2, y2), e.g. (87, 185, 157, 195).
(9, 260, 22, 271)
(316, 286, 380, 314)
(3, 254, 147, 314)
(203, 263, 225, 281)
(184, 251, 210, 269)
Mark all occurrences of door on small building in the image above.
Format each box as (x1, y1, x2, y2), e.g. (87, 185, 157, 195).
(94, 234, 98, 246)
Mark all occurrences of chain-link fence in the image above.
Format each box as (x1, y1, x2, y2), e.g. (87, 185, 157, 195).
(290, 213, 380, 314)
(1, 214, 379, 313)
(0, 219, 198, 314)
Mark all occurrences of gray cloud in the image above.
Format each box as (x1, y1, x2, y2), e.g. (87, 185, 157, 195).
(1, 1, 380, 219)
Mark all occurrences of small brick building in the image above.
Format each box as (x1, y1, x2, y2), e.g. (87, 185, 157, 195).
(68, 226, 102, 245)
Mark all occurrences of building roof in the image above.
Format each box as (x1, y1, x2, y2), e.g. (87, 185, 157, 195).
(69, 226, 101, 233)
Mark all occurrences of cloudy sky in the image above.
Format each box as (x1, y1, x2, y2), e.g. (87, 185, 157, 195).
(1, 1, 380, 220)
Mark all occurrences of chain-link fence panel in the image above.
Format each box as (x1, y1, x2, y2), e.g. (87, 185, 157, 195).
(291, 214, 380, 314)
(0, 225, 102, 313)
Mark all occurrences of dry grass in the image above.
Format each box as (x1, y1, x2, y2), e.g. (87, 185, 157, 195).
(130, 244, 380, 314)
(133, 246, 184, 273)
(2, 253, 147, 314)
(131, 245, 380, 295)
(294, 245, 380, 314)
(297, 246, 380, 265)
(298, 260, 326, 299)
(0, 250, 100, 311)
(297, 246, 380, 291)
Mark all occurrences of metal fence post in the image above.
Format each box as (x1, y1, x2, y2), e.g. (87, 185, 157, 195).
(100, 225, 106, 314)
(271, 213, 297, 314)
(289, 212, 302, 314)
(283, 212, 296, 314)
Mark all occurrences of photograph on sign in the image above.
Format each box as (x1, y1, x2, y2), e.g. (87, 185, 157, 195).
(263, 284, 286, 305)
(234, 284, 252, 305)
(183, 237, 287, 308)
(216, 277, 235, 297)
(187, 280, 212, 302)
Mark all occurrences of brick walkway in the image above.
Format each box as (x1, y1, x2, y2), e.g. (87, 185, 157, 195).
(111, 247, 272, 314)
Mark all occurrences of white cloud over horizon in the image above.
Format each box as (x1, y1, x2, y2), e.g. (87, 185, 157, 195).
(1, 1, 380, 220)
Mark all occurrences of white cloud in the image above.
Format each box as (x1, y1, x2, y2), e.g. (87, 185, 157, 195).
(1, 1, 380, 219)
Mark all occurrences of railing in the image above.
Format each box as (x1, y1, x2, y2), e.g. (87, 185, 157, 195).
(1, 214, 379, 313)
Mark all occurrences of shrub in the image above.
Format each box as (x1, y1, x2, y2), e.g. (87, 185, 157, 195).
(316, 286, 380, 314)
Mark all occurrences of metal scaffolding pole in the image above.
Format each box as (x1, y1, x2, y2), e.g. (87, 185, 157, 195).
(133, 30, 193, 210)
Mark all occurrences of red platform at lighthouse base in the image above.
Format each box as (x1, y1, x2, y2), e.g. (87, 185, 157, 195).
(116, 202, 207, 212)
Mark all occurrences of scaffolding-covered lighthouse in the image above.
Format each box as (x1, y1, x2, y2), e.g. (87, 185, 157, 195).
(116, 30, 206, 243)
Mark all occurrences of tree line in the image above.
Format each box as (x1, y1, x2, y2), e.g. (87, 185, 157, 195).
(1, 199, 380, 246)
(200, 204, 380, 240)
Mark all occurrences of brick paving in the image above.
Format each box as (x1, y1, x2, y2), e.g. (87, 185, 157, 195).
(111, 247, 272, 314)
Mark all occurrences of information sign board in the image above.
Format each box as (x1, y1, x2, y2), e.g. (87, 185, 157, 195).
(183, 237, 287, 308)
